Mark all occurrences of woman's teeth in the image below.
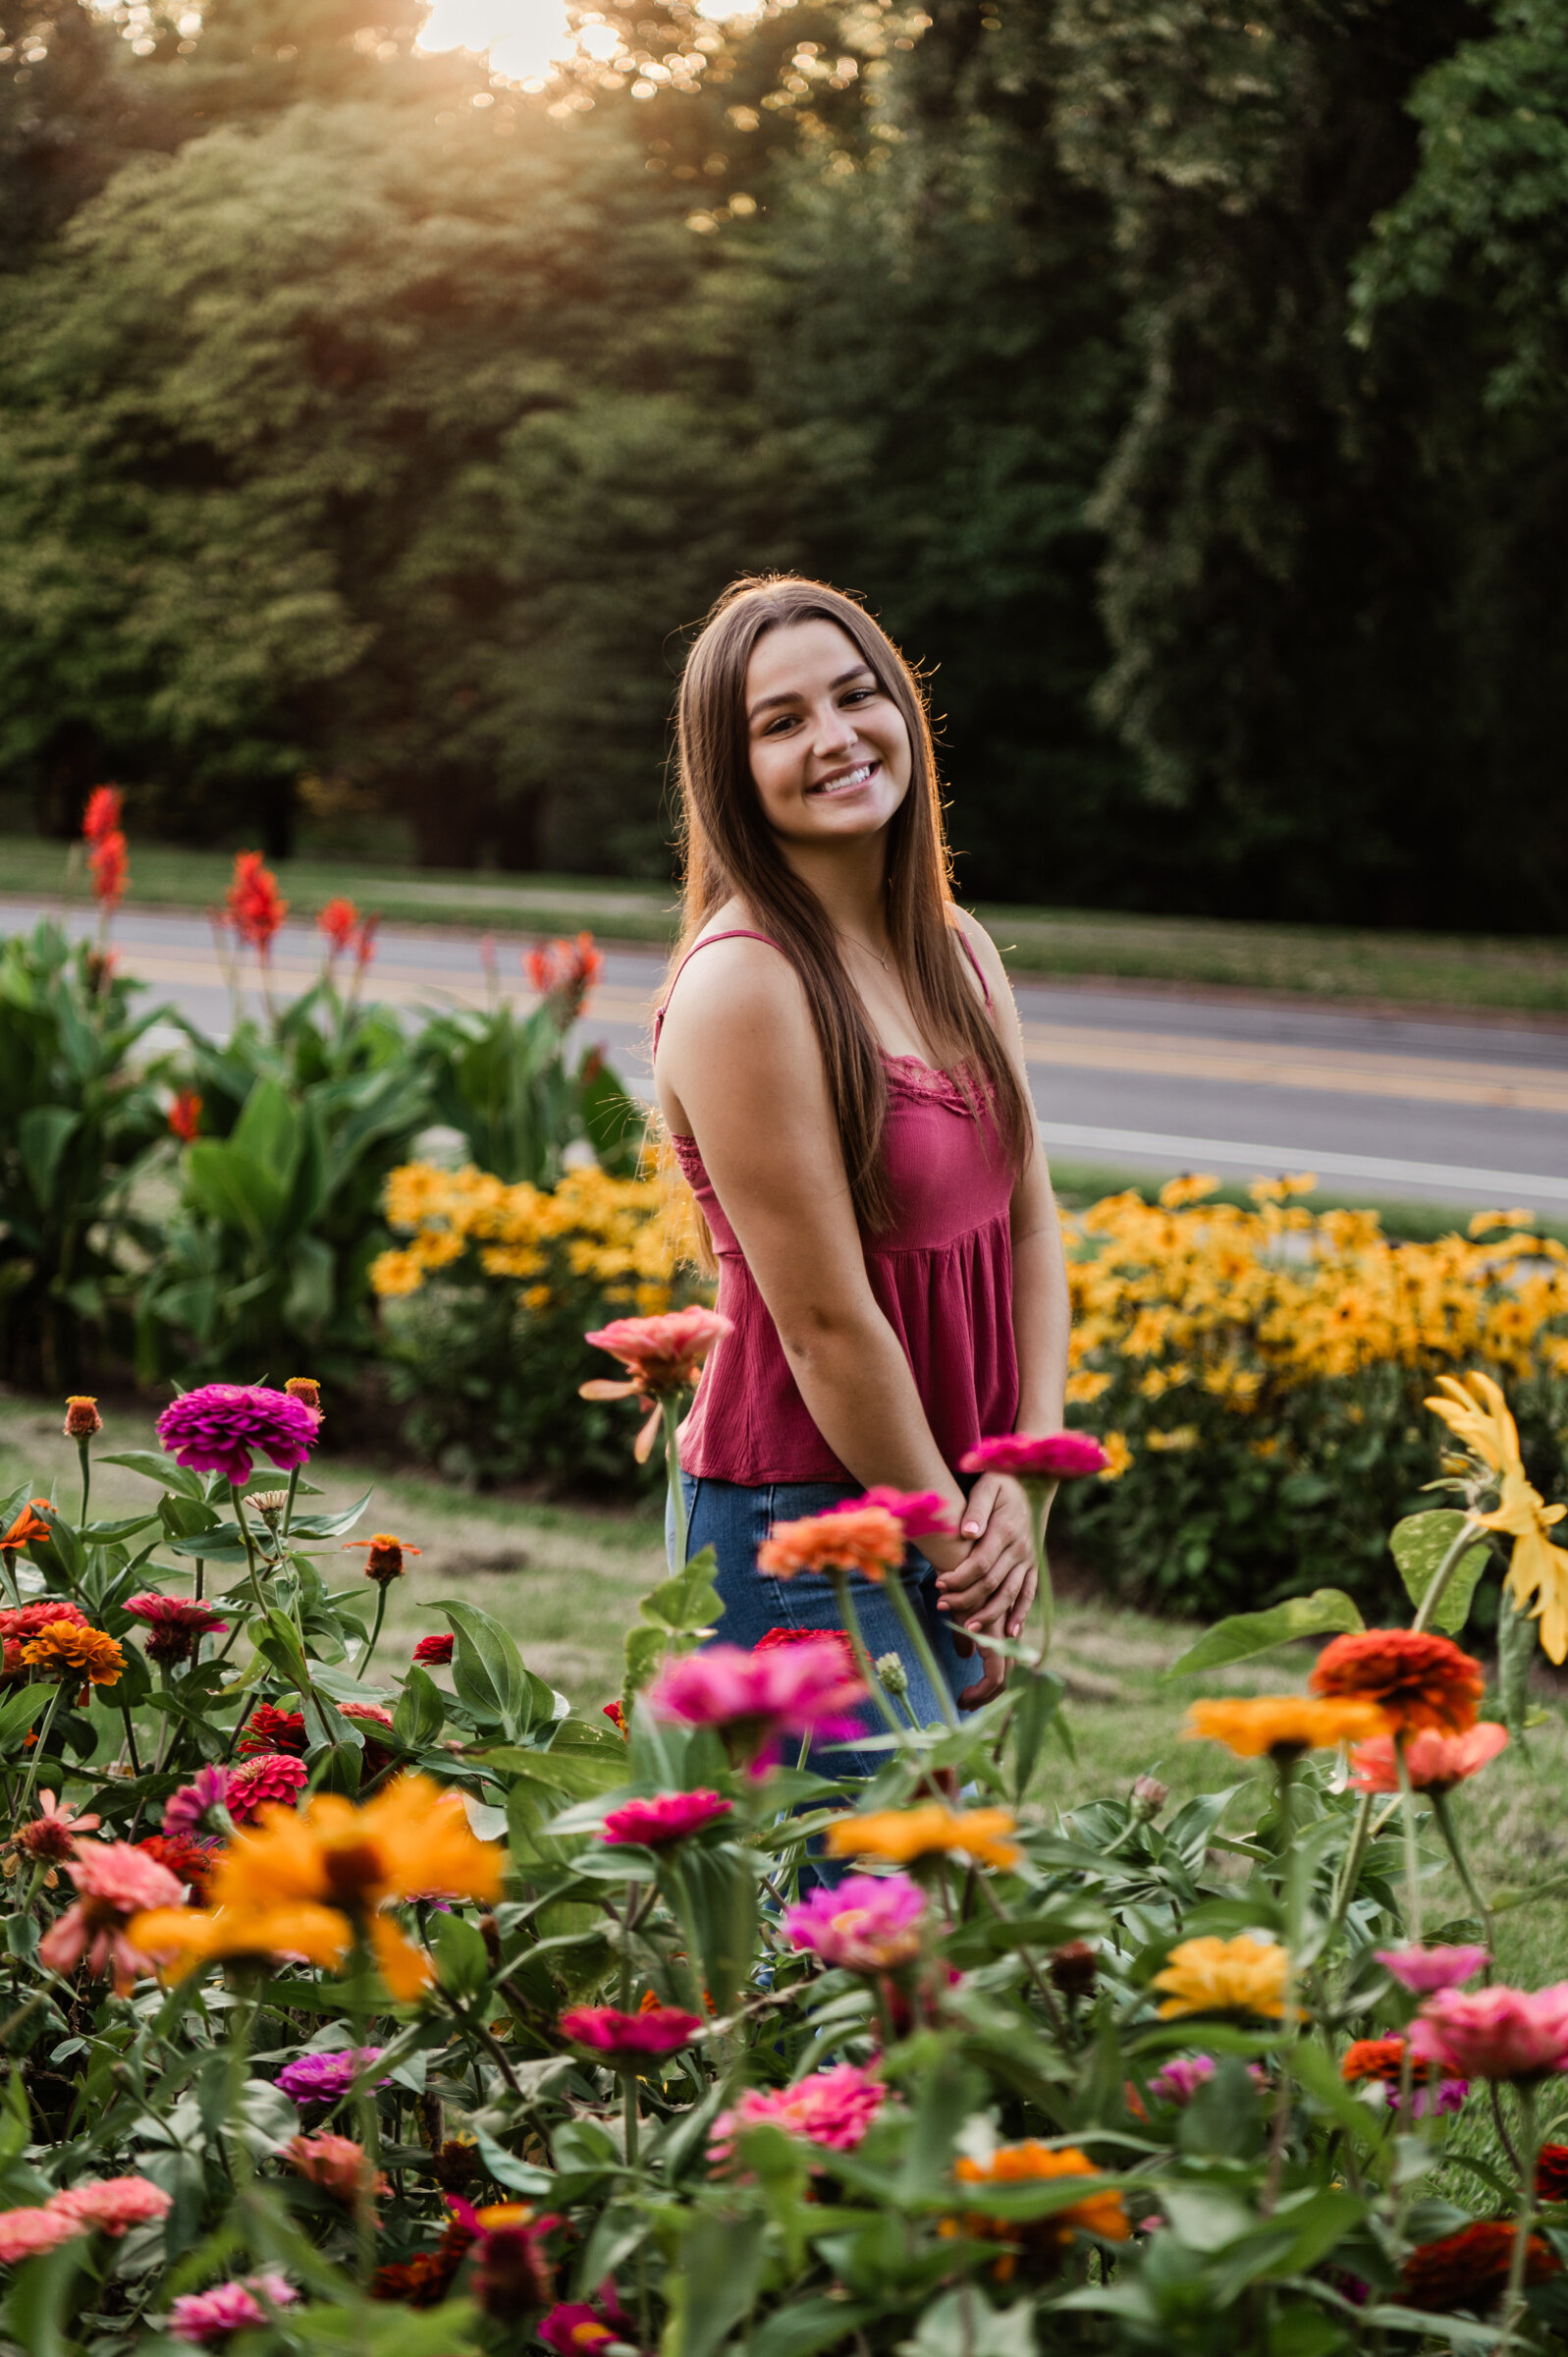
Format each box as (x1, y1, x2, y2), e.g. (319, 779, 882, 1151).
(811, 762, 876, 794)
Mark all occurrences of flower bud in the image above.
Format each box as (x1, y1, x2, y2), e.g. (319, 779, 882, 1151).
(285, 1376, 322, 1416)
(1130, 1774, 1169, 1819)
(250, 1490, 290, 1527)
(63, 1396, 102, 1441)
(875, 1651, 909, 1696)
(1049, 1940, 1099, 2000)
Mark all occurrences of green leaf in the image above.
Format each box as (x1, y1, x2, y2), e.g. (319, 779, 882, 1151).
(17, 1106, 78, 1208)
(1, 2240, 84, 2357)
(1498, 1588, 1538, 1739)
(100, 1450, 206, 1502)
(431, 1598, 530, 1732)
(639, 1546, 722, 1637)
(289, 1487, 374, 1540)
(393, 1666, 446, 1750)
(1389, 1511, 1490, 1634)
(1164, 1589, 1365, 1679)
(676, 1840, 756, 2018)
(1009, 1665, 1064, 1804)
(429, 1911, 490, 1999)
(662, 2210, 766, 2357)
(0, 2069, 29, 2165)
(753, 2299, 885, 2357)
(0, 1686, 47, 1754)
(185, 1139, 287, 1242)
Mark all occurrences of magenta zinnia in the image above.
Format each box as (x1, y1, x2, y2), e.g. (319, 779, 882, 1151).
(559, 2002, 705, 2060)
(822, 1488, 955, 1540)
(226, 1752, 308, 1823)
(645, 1640, 866, 1767)
(710, 2063, 887, 2163)
(600, 1790, 731, 1848)
(959, 1431, 1111, 1481)
(123, 1594, 229, 1667)
(156, 1383, 320, 1489)
(783, 1873, 926, 1971)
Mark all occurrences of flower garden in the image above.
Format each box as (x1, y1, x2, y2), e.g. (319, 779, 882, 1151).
(0, 1336, 1562, 2355)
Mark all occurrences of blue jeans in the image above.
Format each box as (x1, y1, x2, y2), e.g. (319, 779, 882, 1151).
(668, 1474, 981, 1784)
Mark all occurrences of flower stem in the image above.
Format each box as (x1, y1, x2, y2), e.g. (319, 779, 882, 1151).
(884, 1569, 958, 1732)
(1431, 1786, 1494, 1950)
(76, 1438, 90, 1527)
(281, 1465, 300, 1539)
(14, 1686, 64, 1827)
(663, 1397, 687, 1568)
(1500, 2081, 1541, 2353)
(1393, 1732, 1425, 1946)
(1025, 1480, 1054, 1667)
(361, 1582, 390, 1674)
(1262, 1752, 1300, 2217)
(828, 1569, 905, 1743)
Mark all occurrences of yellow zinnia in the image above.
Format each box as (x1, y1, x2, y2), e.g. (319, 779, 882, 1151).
(1152, 1934, 1294, 2020)
(131, 1774, 502, 1999)
(825, 1803, 1020, 1872)
(1184, 1696, 1387, 1762)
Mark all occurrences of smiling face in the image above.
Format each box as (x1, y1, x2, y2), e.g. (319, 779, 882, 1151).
(744, 618, 913, 850)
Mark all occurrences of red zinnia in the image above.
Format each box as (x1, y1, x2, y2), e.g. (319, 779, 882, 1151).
(754, 1625, 858, 1680)
(240, 1704, 308, 1756)
(1401, 2220, 1558, 2313)
(168, 1089, 202, 1144)
(1538, 2144, 1568, 2202)
(227, 1753, 308, 1822)
(1310, 1630, 1485, 1737)
(413, 1634, 454, 1667)
(135, 1833, 216, 1902)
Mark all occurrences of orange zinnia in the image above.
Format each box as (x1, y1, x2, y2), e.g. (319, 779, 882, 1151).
(946, 2143, 1128, 2280)
(826, 1803, 1020, 1871)
(20, 1622, 124, 1688)
(1309, 1629, 1484, 1737)
(2, 1501, 52, 1553)
(1184, 1696, 1386, 1762)
(757, 1507, 907, 1585)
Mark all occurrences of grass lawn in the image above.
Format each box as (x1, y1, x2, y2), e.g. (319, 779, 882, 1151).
(8, 833, 1568, 1014)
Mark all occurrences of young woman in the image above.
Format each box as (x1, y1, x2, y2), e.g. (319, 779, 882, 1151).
(652, 576, 1070, 1747)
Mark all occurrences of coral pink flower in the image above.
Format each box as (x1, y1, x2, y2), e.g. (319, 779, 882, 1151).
(600, 1791, 731, 1848)
(123, 1594, 229, 1669)
(226, 1753, 308, 1824)
(413, 1633, 455, 1667)
(0, 2204, 86, 2263)
(156, 1383, 319, 1489)
(822, 1489, 955, 1541)
(1377, 1945, 1490, 1995)
(1349, 1722, 1508, 1794)
(783, 1874, 925, 1971)
(0, 1598, 87, 1642)
(49, 2175, 172, 2236)
(559, 2003, 704, 2060)
(758, 1507, 908, 1584)
(225, 850, 287, 954)
(8, 1788, 100, 1862)
(38, 1841, 185, 1995)
(710, 2062, 887, 2163)
(284, 2132, 389, 2204)
(646, 1640, 866, 1769)
(581, 1308, 734, 1461)
(169, 2275, 298, 2344)
(1410, 1983, 1568, 2082)
(959, 1431, 1111, 1481)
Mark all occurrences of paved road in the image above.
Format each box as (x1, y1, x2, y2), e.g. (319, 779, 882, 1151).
(11, 898, 1568, 1211)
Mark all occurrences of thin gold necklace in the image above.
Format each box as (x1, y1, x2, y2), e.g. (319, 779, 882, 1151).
(839, 931, 891, 972)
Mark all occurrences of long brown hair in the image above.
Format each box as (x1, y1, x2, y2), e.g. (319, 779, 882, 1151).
(664, 574, 1033, 1235)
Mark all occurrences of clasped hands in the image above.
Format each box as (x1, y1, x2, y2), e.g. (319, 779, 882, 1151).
(929, 1470, 1046, 1708)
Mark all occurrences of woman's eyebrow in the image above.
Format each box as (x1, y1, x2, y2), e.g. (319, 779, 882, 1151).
(747, 665, 875, 721)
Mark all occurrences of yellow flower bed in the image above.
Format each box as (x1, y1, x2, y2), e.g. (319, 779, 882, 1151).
(370, 1162, 686, 1319)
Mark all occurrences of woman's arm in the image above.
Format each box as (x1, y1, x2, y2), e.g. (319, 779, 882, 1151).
(655, 938, 974, 1545)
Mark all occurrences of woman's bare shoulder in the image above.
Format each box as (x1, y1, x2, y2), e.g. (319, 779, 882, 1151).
(948, 904, 1011, 1004)
(661, 910, 805, 1042)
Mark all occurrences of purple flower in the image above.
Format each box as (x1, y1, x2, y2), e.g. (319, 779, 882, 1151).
(163, 1765, 233, 1838)
(156, 1384, 320, 1490)
(276, 2050, 388, 2106)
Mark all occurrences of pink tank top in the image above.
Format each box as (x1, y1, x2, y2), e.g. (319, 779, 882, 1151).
(654, 929, 1020, 1485)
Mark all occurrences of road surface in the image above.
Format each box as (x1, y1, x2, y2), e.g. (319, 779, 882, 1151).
(10, 899, 1568, 1212)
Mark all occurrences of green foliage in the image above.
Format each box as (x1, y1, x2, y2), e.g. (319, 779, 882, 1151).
(0, 919, 169, 1387)
(136, 985, 430, 1381)
(412, 1000, 643, 1188)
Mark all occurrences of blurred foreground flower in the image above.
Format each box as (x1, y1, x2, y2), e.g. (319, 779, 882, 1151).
(759, 1506, 907, 1583)
(1309, 1629, 1484, 1736)
(1350, 1721, 1508, 1793)
(277, 2050, 388, 2106)
(1185, 1695, 1385, 1761)
(1401, 2220, 1558, 2313)
(226, 850, 287, 954)
(710, 2063, 887, 2162)
(39, 1841, 185, 1994)
(285, 2131, 389, 2204)
(784, 1873, 925, 1971)
(959, 1432, 1110, 1481)
(1378, 1944, 1489, 1994)
(946, 2142, 1129, 2281)
(1410, 1983, 1568, 2081)
(1153, 1935, 1294, 2021)
(169, 2275, 298, 2346)
(826, 1803, 1019, 1872)
(646, 1640, 866, 1769)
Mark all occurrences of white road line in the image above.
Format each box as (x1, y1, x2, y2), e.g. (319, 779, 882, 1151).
(1034, 1121, 1568, 1205)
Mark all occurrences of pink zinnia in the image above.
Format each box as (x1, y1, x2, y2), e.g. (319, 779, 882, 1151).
(600, 1790, 731, 1848)
(783, 1874, 925, 1972)
(169, 2275, 298, 2345)
(959, 1431, 1111, 1481)
(1148, 2056, 1270, 2106)
(1410, 1983, 1568, 2082)
(0, 2204, 86, 2264)
(647, 1642, 866, 1767)
(9, 1788, 100, 1862)
(822, 1489, 955, 1540)
(156, 1383, 319, 1490)
(1349, 1723, 1509, 1795)
(38, 1841, 185, 1995)
(49, 2175, 172, 2236)
(581, 1308, 734, 1462)
(123, 1594, 229, 1668)
(559, 2003, 705, 2060)
(538, 2291, 635, 2357)
(226, 1753, 308, 1824)
(710, 2063, 887, 2163)
(163, 1764, 234, 1838)
(1378, 1945, 1490, 1996)
(284, 2132, 389, 2204)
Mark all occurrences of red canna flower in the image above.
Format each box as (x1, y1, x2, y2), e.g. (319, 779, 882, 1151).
(81, 786, 123, 846)
(526, 932, 604, 1019)
(317, 898, 359, 956)
(87, 831, 129, 909)
(168, 1089, 202, 1144)
(226, 851, 288, 954)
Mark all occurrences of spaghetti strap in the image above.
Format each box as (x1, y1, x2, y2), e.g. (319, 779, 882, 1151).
(653, 929, 783, 1046)
(954, 925, 994, 1011)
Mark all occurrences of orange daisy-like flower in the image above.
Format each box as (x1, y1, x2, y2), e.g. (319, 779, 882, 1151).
(345, 1534, 420, 1583)
(1, 1501, 52, 1553)
(1184, 1696, 1386, 1762)
(20, 1621, 124, 1689)
(825, 1803, 1020, 1872)
(1309, 1629, 1484, 1737)
(945, 2143, 1128, 2282)
(757, 1507, 907, 1585)
(1341, 2036, 1430, 2088)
